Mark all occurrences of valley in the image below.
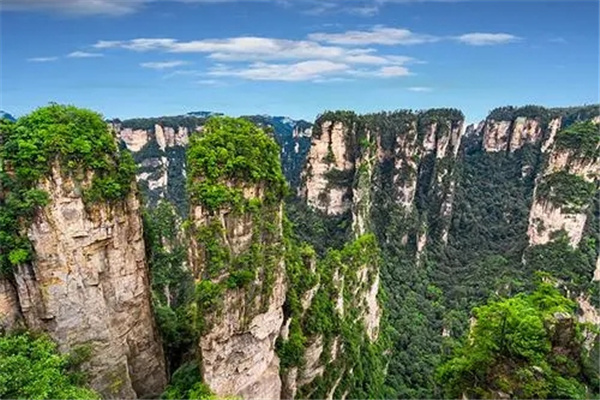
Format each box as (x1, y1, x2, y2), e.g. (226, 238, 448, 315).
(1, 103, 598, 399)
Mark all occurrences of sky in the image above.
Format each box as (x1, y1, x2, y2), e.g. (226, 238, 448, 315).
(1, 0, 599, 122)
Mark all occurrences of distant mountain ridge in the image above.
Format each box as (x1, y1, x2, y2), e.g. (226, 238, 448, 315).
(0, 111, 16, 121)
(113, 112, 312, 214)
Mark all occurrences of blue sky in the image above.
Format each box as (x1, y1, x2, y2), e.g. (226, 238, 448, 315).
(1, 0, 598, 122)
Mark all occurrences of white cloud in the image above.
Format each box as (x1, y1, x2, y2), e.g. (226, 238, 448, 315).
(309, 26, 438, 45)
(456, 33, 520, 46)
(348, 65, 411, 78)
(195, 79, 221, 85)
(377, 65, 411, 76)
(27, 56, 58, 62)
(2, 0, 148, 16)
(94, 38, 178, 50)
(2, 0, 470, 16)
(90, 27, 520, 84)
(140, 60, 190, 69)
(1, 0, 272, 16)
(408, 86, 432, 92)
(92, 37, 417, 66)
(67, 51, 104, 58)
(208, 60, 350, 81)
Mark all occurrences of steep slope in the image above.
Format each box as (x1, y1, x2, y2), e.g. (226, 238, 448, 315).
(185, 117, 288, 399)
(0, 105, 166, 398)
(294, 105, 599, 398)
(150, 116, 387, 400)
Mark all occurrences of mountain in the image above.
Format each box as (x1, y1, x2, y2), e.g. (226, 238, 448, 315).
(0, 110, 15, 121)
(292, 105, 600, 398)
(113, 113, 312, 214)
(1, 103, 598, 400)
(186, 110, 224, 118)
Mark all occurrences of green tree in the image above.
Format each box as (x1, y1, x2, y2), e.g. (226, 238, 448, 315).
(437, 281, 597, 399)
(0, 332, 99, 399)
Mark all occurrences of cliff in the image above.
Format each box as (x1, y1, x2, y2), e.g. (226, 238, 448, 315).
(115, 114, 312, 215)
(527, 119, 599, 247)
(185, 117, 288, 399)
(278, 234, 386, 400)
(295, 104, 599, 399)
(300, 109, 464, 250)
(0, 105, 167, 398)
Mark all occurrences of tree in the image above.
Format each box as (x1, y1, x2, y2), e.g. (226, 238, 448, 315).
(0, 332, 99, 399)
(436, 280, 597, 399)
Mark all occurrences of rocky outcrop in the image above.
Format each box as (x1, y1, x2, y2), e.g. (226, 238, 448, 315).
(5, 165, 167, 399)
(189, 185, 286, 399)
(482, 117, 546, 153)
(301, 111, 465, 248)
(115, 115, 312, 213)
(120, 127, 149, 152)
(302, 119, 355, 215)
(0, 277, 21, 331)
(527, 125, 599, 247)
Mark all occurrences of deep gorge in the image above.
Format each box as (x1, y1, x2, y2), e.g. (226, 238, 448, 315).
(0, 103, 598, 399)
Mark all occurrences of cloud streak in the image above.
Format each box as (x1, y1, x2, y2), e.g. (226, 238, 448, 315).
(309, 26, 438, 45)
(408, 86, 433, 92)
(455, 33, 520, 46)
(27, 56, 58, 62)
(93, 37, 416, 66)
(140, 60, 190, 69)
(67, 51, 104, 58)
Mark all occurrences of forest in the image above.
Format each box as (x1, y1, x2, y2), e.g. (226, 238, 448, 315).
(0, 104, 598, 399)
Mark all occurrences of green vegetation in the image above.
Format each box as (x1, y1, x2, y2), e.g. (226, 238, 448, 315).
(554, 120, 600, 160)
(0, 104, 136, 274)
(187, 116, 286, 211)
(488, 105, 551, 121)
(143, 201, 197, 374)
(437, 280, 598, 399)
(0, 332, 99, 399)
(276, 231, 390, 399)
(118, 115, 205, 131)
(162, 362, 215, 400)
(537, 171, 596, 212)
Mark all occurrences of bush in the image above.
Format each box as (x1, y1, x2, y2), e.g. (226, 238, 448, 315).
(0, 332, 99, 399)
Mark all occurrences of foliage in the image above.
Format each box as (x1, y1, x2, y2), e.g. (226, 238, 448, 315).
(437, 281, 595, 399)
(143, 201, 197, 375)
(488, 105, 551, 121)
(554, 120, 600, 160)
(162, 362, 216, 400)
(537, 171, 596, 212)
(0, 104, 136, 274)
(119, 115, 205, 131)
(241, 115, 313, 188)
(0, 332, 99, 399)
(187, 116, 286, 211)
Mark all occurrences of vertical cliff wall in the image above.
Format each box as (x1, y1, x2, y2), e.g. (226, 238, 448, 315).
(300, 109, 465, 252)
(0, 105, 167, 398)
(527, 120, 599, 247)
(185, 117, 288, 399)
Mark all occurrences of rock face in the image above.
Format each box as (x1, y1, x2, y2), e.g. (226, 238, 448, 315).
(301, 110, 465, 251)
(302, 119, 355, 215)
(189, 193, 286, 399)
(3, 165, 167, 399)
(115, 115, 312, 214)
(0, 277, 21, 331)
(527, 123, 600, 247)
(482, 117, 546, 153)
